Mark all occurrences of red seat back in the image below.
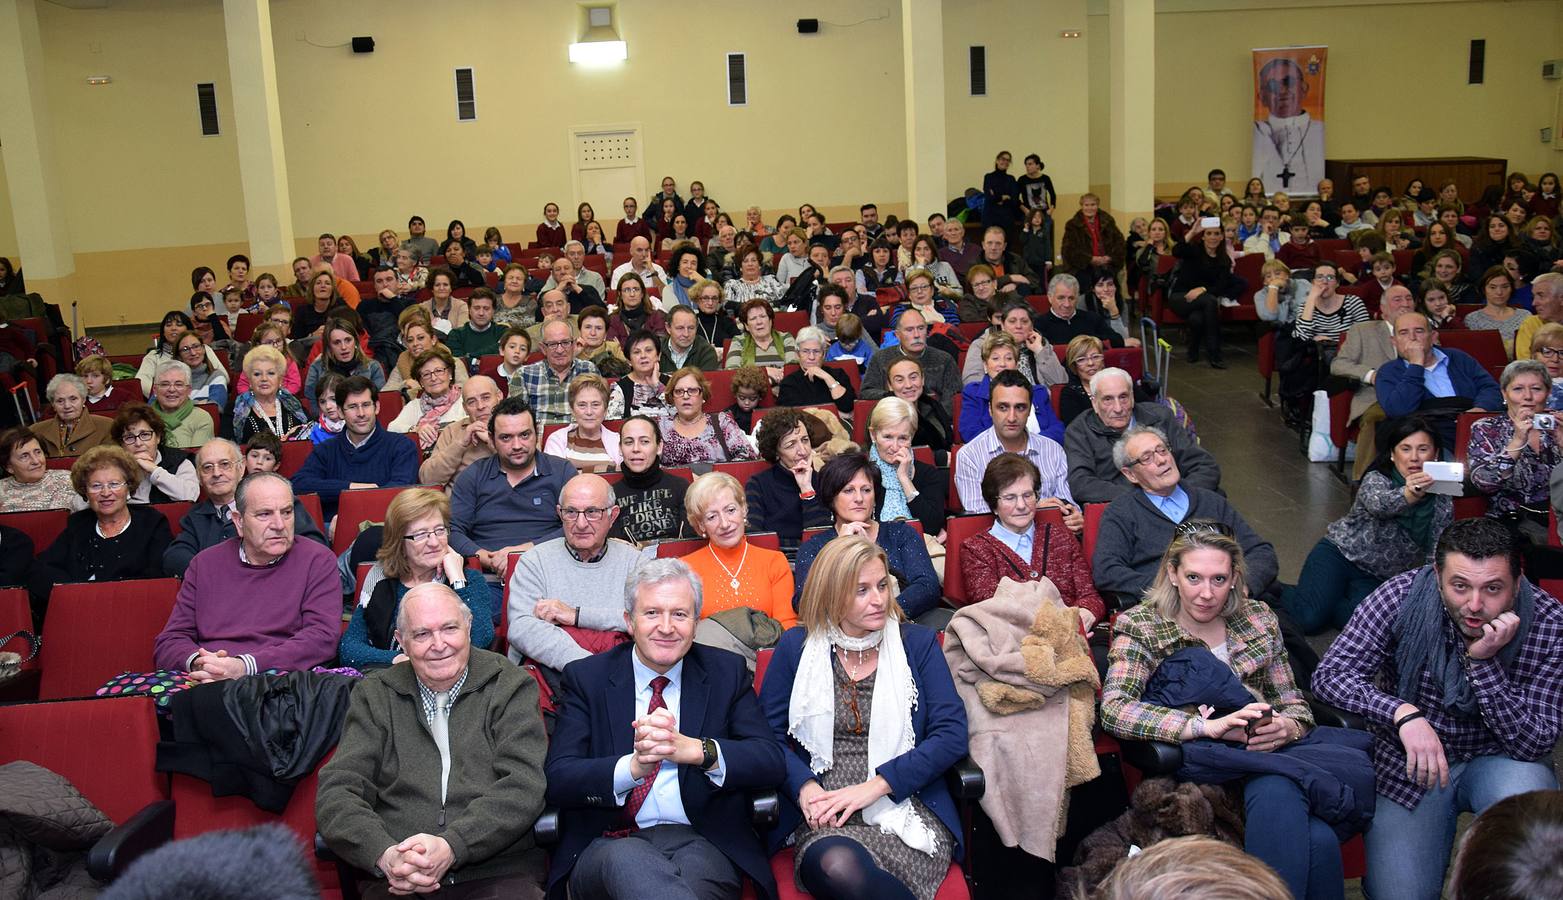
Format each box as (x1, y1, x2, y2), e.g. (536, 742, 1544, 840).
(1436, 329, 1508, 382)
(376, 390, 405, 428)
(279, 440, 314, 477)
(38, 578, 180, 700)
(45, 455, 77, 470)
(171, 759, 334, 895)
(713, 459, 770, 484)
(0, 587, 38, 670)
(333, 486, 414, 555)
(0, 508, 68, 555)
(297, 492, 325, 534)
(941, 514, 996, 606)
(774, 311, 809, 335)
(1082, 502, 1108, 563)
(0, 697, 166, 824)
(151, 501, 192, 537)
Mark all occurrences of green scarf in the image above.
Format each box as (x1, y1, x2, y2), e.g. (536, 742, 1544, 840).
(158, 398, 196, 431)
(1391, 469, 1438, 550)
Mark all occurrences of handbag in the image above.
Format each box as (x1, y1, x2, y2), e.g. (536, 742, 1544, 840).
(0, 630, 39, 685)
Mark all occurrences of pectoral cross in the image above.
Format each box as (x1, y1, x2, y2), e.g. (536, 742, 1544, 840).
(1278, 165, 1295, 189)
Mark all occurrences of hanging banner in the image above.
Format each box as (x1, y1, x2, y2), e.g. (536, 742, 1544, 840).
(1251, 46, 1327, 196)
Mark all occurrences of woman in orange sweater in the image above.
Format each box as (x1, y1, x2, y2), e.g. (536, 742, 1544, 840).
(679, 471, 797, 630)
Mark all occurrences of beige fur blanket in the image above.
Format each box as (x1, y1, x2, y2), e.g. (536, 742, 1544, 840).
(942, 577, 1101, 860)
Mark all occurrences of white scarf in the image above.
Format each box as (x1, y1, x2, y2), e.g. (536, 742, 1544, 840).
(787, 622, 935, 855)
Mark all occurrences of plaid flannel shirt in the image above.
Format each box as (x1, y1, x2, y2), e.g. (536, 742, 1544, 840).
(1100, 598, 1312, 745)
(1313, 569, 1563, 809)
(516, 358, 597, 426)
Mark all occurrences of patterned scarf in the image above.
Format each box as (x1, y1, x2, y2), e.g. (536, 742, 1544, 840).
(415, 389, 460, 447)
(1393, 565, 1534, 718)
(870, 445, 913, 522)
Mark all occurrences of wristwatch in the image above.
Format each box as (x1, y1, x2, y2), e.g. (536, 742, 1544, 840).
(700, 737, 719, 771)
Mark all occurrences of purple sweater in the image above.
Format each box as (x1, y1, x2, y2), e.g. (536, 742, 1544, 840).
(154, 536, 341, 673)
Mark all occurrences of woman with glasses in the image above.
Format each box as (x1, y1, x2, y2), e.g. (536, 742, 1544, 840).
(778, 327, 855, 413)
(724, 300, 798, 385)
(1059, 335, 1108, 426)
(793, 453, 941, 620)
(758, 534, 966, 900)
(234, 344, 310, 444)
(1283, 417, 1450, 635)
(958, 453, 1104, 620)
(1468, 360, 1563, 554)
(388, 346, 465, 452)
(112, 403, 198, 504)
(31, 373, 113, 457)
(386, 309, 466, 398)
(1528, 323, 1563, 409)
(692, 279, 740, 349)
(957, 333, 1065, 444)
(0, 426, 77, 511)
(543, 374, 621, 473)
(136, 310, 224, 398)
(173, 331, 228, 409)
(724, 245, 787, 308)
(658, 367, 757, 466)
(339, 488, 492, 670)
(910, 236, 963, 303)
(235, 321, 303, 396)
(895, 270, 961, 328)
(29, 445, 172, 625)
(1101, 522, 1343, 900)
(148, 360, 214, 451)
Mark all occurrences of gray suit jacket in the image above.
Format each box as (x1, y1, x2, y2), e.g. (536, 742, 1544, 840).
(1330, 319, 1396, 422)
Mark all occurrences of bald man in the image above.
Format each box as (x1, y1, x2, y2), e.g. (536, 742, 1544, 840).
(1333, 284, 1417, 480)
(507, 474, 645, 673)
(420, 376, 503, 489)
(610, 235, 668, 290)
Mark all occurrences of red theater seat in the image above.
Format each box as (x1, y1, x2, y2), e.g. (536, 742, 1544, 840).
(38, 578, 180, 700)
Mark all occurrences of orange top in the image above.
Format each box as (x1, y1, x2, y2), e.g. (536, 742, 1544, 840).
(681, 540, 797, 629)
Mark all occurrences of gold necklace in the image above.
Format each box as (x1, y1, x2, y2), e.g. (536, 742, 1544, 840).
(708, 541, 748, 591)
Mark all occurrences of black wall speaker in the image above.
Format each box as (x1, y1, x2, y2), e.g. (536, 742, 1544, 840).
(797, 18, 819, 34)
(351, 36, 375, 54)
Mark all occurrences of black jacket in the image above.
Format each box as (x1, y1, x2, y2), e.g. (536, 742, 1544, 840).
(156, 670, 360, 812)
(0, 524, 32, 589)
(745, 464, 831, 554)
(162, 498, 329, 577)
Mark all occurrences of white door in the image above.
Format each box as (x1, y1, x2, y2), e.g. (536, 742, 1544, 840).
(570, 126, 643, 232)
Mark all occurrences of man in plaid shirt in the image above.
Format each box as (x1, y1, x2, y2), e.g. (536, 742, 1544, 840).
(1313, 518, 1562, 900)
(517, 318, 596, 426)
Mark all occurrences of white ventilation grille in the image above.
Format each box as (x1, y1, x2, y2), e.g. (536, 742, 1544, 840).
(196, 83, 219, 135)
(727, 53, 747, 106)
(575, 131, 637, 169)
(455, 68, 476, 121)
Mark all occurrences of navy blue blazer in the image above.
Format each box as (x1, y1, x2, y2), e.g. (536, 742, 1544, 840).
(543, 642, 786, 900)
(757, 624, 969, 857)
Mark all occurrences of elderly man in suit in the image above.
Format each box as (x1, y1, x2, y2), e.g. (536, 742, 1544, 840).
(543, 558, 785, 900)
(1332, 284, 1416, 481)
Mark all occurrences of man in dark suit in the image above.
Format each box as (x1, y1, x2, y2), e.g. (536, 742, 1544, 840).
(543, 558, 786, 900)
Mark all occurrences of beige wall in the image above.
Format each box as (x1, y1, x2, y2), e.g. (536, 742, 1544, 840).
(1088, 0, 1563, 196)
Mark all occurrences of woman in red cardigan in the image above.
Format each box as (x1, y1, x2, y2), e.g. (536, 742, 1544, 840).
(958, 452, 1105, 628)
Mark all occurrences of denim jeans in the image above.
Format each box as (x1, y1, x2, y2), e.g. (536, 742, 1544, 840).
(1283, 539, 1383, 635)
(1362, 755, 1558, 900)
(1244, 774, 1344, 900)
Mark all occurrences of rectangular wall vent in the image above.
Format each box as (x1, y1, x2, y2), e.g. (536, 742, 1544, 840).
(727, 53, 747, 106)
(970, 46, 987, 96)
(1469, 39, 1486, 85)
(455, 67, 476, 121)
(196, 83, 219, 136)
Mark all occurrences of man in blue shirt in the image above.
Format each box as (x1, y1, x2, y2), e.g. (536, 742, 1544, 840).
(1375, 312, 1503, 447)
(1092, 425, 1277, 608)
(292, 376, 420, 523)
(448, 396, 576, 575)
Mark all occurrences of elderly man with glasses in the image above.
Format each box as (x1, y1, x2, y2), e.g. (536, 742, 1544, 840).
(507, 473, 645, 677)
(517, 319, 597, 426)
(151, 360, 216, 450)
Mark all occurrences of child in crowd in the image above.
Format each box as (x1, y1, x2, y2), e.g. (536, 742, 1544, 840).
(307, 372, 346, 444)
(825, 313, 877, 367)
(243, 432, 282, 475)
(475, 246, 500, 275)
(483, 226, 512, 264)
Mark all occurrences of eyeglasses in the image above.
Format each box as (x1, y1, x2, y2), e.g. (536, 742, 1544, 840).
(971, 278, 995, 288)
(1314, 274, 1338, 282)
(1128, 445, 1171, 467)
(88, 480, 127, 494)
(199, 460, 237, 474)
(541, 340, 573, 350)
(997, 490, 1038, 506)
(672, 386, 702, 398)
(1175, 519, 1235, 538)
(121, 430, 157, 445)
(154, 381, 188, 390)
(560, 507, 610, 522)
(909, 282, 933, 292)
(1076, 353, 1106, 365)
(1538, 347, 1563, 360)
(402, 526, 449, 543)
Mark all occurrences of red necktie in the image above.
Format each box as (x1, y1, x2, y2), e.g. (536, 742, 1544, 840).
(617, 675, 670, 833)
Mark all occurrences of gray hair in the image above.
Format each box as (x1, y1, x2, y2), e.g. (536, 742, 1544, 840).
(233, 470, 293, 515)
(154, 359, 192, 384)
(200, 437, 244, 463)
(1048, 272, 1081, 296)
(563, 240, 585, 253)
(45, 373, 87, 403)
(624, 558, 704, 619)
(1089, 366, 1134, 398)
(795, 326, 827, 348)
(1500, 358, 1551, 392)
(395, 582, 472, 638)
(1111, 425, 1170, 470)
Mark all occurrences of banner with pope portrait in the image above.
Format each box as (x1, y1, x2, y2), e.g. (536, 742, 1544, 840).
(1251, 46, 1327, 196)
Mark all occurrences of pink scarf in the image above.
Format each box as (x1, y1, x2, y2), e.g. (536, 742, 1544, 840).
(416, 389, 459, 447)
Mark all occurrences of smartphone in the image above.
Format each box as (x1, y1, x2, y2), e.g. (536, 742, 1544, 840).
(1245, 708, 1273, 738)
(1199, 216, 1222, 230)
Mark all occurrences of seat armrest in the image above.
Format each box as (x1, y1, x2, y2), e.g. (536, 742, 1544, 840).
(1118, 739, 1184, 777)
(87, 799, 174, 881)
(1306, 694, 1367, 732)
(314, 832, 341, 862)
(535, 808, 561, 847)
(751, 790, 780, 829)
(946, 755, 986, 801)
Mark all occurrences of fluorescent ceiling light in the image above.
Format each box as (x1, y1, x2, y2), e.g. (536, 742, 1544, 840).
(569, 40, 627, 64)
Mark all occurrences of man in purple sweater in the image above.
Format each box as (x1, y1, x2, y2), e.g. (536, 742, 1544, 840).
(154, 471, 341, 679)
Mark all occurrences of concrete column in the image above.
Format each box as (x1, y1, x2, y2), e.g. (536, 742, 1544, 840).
(223, 0, 294, 269)
(1107, 0, 1154, 221)
(901, 0, 947, 221)
(0, 0, 74, 283)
